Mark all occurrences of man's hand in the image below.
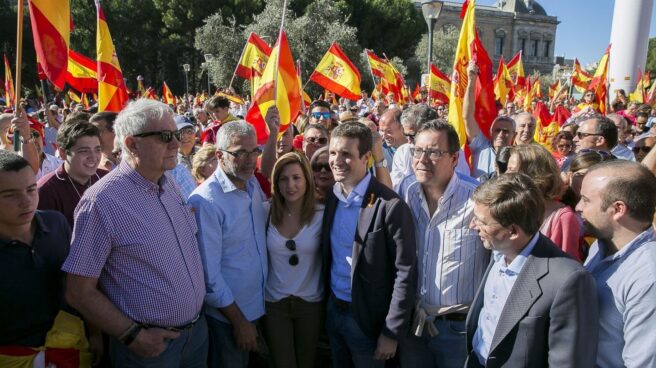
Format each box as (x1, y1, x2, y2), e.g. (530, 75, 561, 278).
(467, 60, 479, 80)
(372, 130, 385, 162)
(11, 107, 31, 141)
(264, 106, 281, 138)
(233, 320, 259, 352)
(373, 334, 398, 360)
(128, 328, 180, 358)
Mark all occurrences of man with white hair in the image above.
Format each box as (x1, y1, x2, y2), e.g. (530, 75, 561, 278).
(63, 99, 208, 366)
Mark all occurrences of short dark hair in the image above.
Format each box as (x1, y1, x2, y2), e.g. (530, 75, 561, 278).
(65, 111, 91, 123)
(56, 120, 101, 151)
(206, 96, 230, 110)
(90, 111, 118, 132)
(331, 122, 372, 157)
(401, 104, 438, 130)
(310, 100, 331, 111)
(636, 111, 649, 119)
(590, 116, 618, 150)
(473, 172, 545, 235)
(416, 119, 460, 154)
(590, 160, 656, 223)
(0, 150, 30, 172)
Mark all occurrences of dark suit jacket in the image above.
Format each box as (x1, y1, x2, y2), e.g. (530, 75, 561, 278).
(465, 234, 598, 368)
(321, 177, 417, 340)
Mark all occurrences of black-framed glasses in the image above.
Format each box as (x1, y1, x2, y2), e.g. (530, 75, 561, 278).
(133, 130, 181, 143)
(576, 131, 602, 139)
(305, 136, 328, 145)
(410, 147, 449, 160)
(312, 162, 331, 172)
(220, 148, 262, 160)
(286, 239, 299, 266)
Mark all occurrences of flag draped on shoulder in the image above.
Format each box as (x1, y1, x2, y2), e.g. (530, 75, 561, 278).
(246, 31, 301, 144)
(588, 44, 611, 115)
(95, 0, 128, 112)
(162, 82, 176, 105)
(66, 50, 98, 93)
(235, 32, 272, 80)
(448, 0, 495, 145)
(428, 64, 450, 104)
(4, 54, 15, 107)
(28, 0, 70, 90)
(309, 43, 361, 101)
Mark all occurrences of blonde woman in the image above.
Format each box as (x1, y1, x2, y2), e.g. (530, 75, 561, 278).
(262, 152, 324, 368)
(191, 144, 218, 184)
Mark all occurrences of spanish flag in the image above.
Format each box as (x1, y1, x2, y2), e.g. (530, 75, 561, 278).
(571, 58, 592, 94)
(66, 50, 98, 93)
(548, 79, 561, 102)
(162, 82, 177, 105)
(68, 89, 81, 104)
(245, 31, 301, 144)
(235, 32, 272, 80)
(629, 68, 647, 103)
(310, 43, 361, 101)
(493, 55, 513, 105)
(506, 51, 525, 87)
(427, 63, 451, 104)
(448, 0, 496, 146)
(588, 44, 611, 115)
(95, 0, 128, 112)
(144, 87, 158, 100)
(216, 91, 245, 105)
(136, 76, 146, 96)
(3, 54, 15, 108)
(28, 0, 70, 90)
(533, 101, 553, 147)
(366, 50, 398, 96)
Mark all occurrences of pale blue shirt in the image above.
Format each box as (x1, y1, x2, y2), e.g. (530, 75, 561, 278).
(469, 134, 497, 179)
(473, 233, 540, 365)
(188, 167, 268, 323)
(330, 173, 372, 302)
(585, 227, 656, 368)
(610, 144, 635, 161)
(169, 163, 197, 201)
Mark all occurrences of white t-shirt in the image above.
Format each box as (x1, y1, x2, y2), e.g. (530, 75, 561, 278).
(264, 203, 325, 303)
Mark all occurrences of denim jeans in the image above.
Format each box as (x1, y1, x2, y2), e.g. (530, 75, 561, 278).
(109, 315, 208, 368)
(398, 318, 467, 368)
(325, 296, 386, 368)
(205, 315, 251, 368)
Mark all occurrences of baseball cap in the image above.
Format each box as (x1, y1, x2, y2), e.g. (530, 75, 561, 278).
(174, 115, 193, 130)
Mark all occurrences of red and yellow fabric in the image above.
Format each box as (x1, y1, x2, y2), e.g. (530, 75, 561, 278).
(235, 32, 272, 80)
(3, 54, 15, 108)
(245, 31, 301, 144)
(136, 78, 146, 97)
(533, 101, 554, 148)
(81, 93, 90, 109)
(571, 58, 592, 94)
(309, 42, 361, 101)
(162, 82, 176, 105)
(28, 0, 70, 90)
(588, 44, 611, 115)
(144, 87, 158, 100)
(95, 0, 128, 112)
(506, 51, 525, 88)
(67, 90, 81, 104)
(216, 91, 245, 105)
(493, 55, 513, 105)
(427, 63, 451, 104)
(448, 0, 496, 146)
(365, 50, 398, 97)
(66, 50, 98, 93)
(629, 68, 648, 103)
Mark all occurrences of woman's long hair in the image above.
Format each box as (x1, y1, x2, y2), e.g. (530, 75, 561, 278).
(270, 151, 317, 227)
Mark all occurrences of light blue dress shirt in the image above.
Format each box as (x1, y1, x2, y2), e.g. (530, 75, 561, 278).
(585, 227, 656, 368)
(169, 163, 197, 201)
(330, 173, 372, 302)
(469, 134, 497, 179)
(473, 233, 540, 365)
(188, 166, 268, 323)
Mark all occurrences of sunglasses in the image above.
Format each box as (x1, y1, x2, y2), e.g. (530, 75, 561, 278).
(311, 112, 331, 120)
(286, 239, 299, 266)
(312, 162, 331, 172)
(220, 148, 262, 160)
(133, 130, 181, 143)
(305, 136, 328, 145)
(576, 132, 602, 139)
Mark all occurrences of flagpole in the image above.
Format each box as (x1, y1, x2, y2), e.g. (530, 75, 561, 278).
(428, 64, 433, 107)
(13, 0, 24, 152)
(273, 0, 288, 105)
(363, 49, 383, 98)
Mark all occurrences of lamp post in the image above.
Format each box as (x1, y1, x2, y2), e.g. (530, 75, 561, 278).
(203, 54, 214, 94)
(421, 0, 444, 73)
(182, 63, 190, 105)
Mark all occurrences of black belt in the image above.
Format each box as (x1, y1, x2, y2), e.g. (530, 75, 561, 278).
(141, 314, 202, 332)
(436, 313, 467, 322)
(330, 292, 351, 311)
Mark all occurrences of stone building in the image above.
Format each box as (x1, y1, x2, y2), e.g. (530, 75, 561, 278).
(415, 0, 559, 75)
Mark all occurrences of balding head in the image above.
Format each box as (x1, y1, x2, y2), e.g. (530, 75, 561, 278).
(378, 108, 405, 148)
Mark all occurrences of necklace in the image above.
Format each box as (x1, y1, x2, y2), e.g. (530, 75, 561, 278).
(67, 176, 85, 199)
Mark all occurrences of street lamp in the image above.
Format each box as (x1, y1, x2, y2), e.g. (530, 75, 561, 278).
(203, 54, 213, 94)
(182, 63, 190, 105)
(421, 0, 444, 73)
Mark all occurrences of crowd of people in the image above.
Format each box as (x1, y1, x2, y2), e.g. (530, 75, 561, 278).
(1, 58, 656, 368)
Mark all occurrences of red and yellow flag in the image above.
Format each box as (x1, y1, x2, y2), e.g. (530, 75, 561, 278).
(310, 43, 361, 101)
(3, 54, 15, 108)
(533, 101, 553, 147)
(162, 82, 176, 105)
(493, 56, 512, 105)
(571, 58, 592, 94)
(67, 89, 81, 104)
(428, 63, 451, 104)
(629, 68, 648, 103)
(66, 50, 98, 93)
(548, 79, 561, 102)
(28, 0, 70, 90)
(366, 50, 398, 97)
(136, 76, 146, 97)
(506, 51, 525, 88)
(216, 91, 245, 105)
(144, 87, 158, 100)
(95, 0, 128, 112)
(448, 0, 496, 146)
(588, 44, 611, 115)
(235, 32, 272, 80)
(245, 31, 301, 144)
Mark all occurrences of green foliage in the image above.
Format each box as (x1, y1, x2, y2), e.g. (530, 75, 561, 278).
(414, 26, 460, 76)
(646, 37, 656, 76)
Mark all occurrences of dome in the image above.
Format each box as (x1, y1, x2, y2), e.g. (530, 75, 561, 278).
(497, 0, 548, 16)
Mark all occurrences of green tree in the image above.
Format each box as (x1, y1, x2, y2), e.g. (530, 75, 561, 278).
(414, 26, 459, 76)
(646, 37, 656, 76)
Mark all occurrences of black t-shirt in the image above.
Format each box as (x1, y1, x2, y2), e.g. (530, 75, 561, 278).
(0, 210, 71, 347)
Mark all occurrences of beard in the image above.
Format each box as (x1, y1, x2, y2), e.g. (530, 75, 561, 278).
(582, 219, 609, 241)
(222, 158, 253, 183)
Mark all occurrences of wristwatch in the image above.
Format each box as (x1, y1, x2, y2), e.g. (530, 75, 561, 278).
(118, 322, 143, 346)
(374, 159, 387, 168)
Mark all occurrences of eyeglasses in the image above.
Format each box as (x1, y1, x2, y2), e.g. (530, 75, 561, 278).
(312, 162, 331, 172)
(220, 148, 262, 160)
(576, 131, 602, 139)
(133, 130, 181, 143)
(311, 112, 331, 120)
(557, 144, 572, 149)
(305, 136, 328, 145)
(633, 146, 653, 154)
(471, 216, 503, 229)
(410, 147, 450, 160)
(286, 239, 299, 266)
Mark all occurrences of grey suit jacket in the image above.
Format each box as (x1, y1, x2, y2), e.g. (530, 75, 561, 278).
(465, 234, 598, 368)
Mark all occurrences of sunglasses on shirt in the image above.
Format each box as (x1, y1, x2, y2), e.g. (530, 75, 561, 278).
(311, 112, 331, 120)
(133, 130, 181, 143)
(286, 239, 299, 266)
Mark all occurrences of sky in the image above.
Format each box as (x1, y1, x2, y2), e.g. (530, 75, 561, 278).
(476, 0, 656, 65)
